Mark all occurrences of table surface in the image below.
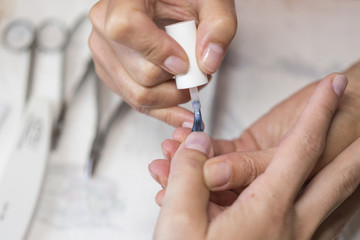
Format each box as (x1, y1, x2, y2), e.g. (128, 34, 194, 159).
(1, 0, 360, 239)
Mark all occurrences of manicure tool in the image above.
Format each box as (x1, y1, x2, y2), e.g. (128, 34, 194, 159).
(51, 14, 90, 149)
(165, 20, 207, 132)
(0, 18, 68, 240)
(85, 68, 130, 178)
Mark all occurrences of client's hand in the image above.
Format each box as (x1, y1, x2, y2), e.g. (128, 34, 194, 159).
(151, 63, 360, 239)
(154, 74, 360, 239)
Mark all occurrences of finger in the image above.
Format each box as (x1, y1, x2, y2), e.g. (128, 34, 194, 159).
(157, 190, 225, 222)
(156, 189, 166, 206)
(204, 149, 274, 191)
(105, 0, 189, 75)
(197, 0, 237, 73)
(209, 190, 238, 207)
(90, 0, 174, 87)
(161, 139, 181, 160)
(155, 132, 212, 238)
(172, 127, 192, 142)
(208, 201, 224, 220)
(90, 30, 191, 108)
(172, 127, 261, 156)
(144, 106, 194, 127)
(171, 127, 249, 158)
(149, 159, 170, 188)
(312, 187, 360, 240)
(262, 74, 348, 201)
(295, 137, 360, 238)
(212, 128, 263, 155)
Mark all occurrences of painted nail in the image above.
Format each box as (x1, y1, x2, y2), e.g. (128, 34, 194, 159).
(181, 121, 193, 129)
(332, 74, 348, 96)
(204, 162, 231, 188)
(163, 56, 188, 74)
(201, 43, 224, 73)
(185, 132, 211, 155)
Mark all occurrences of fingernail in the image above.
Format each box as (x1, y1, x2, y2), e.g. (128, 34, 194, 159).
(332, 74, 348, 96)
(185, 132, 211, 155)
(201, 43, 224, 73)
(161, 148, 170, 160)
(181, 121, 193, 129)
(164, 56, 188, 74)
(204, 162, 231, 188)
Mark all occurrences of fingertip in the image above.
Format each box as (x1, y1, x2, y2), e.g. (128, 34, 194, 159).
(332, 74, 348, 96)
(161, 139, 181, 159)
(172, 127, 192, 142)
(185, 132, 212, 156)
(155, 189, 165, 206)
(196, 2, 237, 74)
(204, 160, 232, 190)
(200, 42, 225, 74)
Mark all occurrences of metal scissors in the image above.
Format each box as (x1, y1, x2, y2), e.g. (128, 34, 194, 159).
(2, 18, 69, 105)
(84, 60, 130, 178)
(51, 14, 91, 149)
(0, 18, 68, 240)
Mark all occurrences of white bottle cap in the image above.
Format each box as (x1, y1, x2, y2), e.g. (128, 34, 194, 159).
(165, 20, 208, 89)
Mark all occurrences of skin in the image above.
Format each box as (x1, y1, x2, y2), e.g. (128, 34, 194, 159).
(150, 62, 360, 239)
(88, 1, 360, 237)
(88, 0, 237, 126)
(153, 74, 360, 239)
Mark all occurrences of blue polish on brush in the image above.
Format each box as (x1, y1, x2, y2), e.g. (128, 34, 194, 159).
(189, 87, 203, 132)
(192, 100, 203, 132)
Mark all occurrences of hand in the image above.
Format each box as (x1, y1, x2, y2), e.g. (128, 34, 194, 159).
(154, 74, 360, 239)
(150, 62, 360, 239)
(88, 0, 237, 126)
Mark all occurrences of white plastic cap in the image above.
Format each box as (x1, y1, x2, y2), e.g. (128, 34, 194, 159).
(165, 20, 208, 89)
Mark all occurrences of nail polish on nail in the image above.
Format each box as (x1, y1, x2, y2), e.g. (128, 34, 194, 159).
(185, 132, 211, 155)
(181, 121, 193, 129)
(201, 43, 224, 73)
(204, 162, 231, 188)
(332, 75, 348, 96)
(164, 56, 188, 74)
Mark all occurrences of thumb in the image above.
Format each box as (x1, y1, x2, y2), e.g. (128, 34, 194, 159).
(204, 148, 275, 191)
(196, 0, 237, 74)
(155, 132, 213, 238)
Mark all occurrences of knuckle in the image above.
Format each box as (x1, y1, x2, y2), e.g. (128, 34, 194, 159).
(162, 111, 176, 126)
(105, 11, 133, 40)
(130, 87, 154, 107)
(339, 167, 360, 196)
(88, 31, 98, 55)
(141, 41, 162, 61)
(240, 154, 261, 186)
(139, 63, 163, 87)
(88, 1, 101, 25)
(211, 16, 237, 41)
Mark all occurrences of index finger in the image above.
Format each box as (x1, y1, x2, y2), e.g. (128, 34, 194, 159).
(104, 0, 189, 75)
(263, 73, 348, 203)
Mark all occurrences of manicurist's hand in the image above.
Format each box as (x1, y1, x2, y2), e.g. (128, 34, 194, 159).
(153, 74, 360, 239)
(88, 0, 237, 126)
